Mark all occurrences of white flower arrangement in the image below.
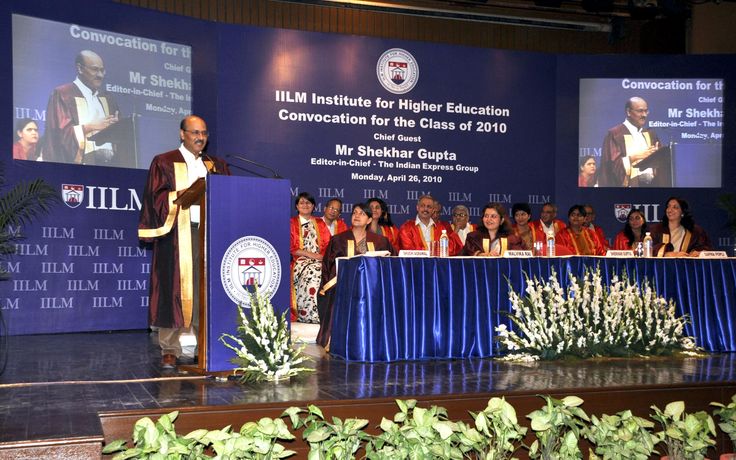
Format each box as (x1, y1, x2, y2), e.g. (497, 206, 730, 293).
(219, 286, 313, 382)
(495, 266, 701, 361)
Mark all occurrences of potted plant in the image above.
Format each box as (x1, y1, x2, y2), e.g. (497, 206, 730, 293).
(456, 396, 527, 460)
(364, 399, 465, 459)
(219, 286, 313, 383)
(584, 409, 658, 460)
(526, 395, 590, 460)
(103, 410, 297, 459)
(650, 401, 716, 460)
(283, 405, 370, 459)
(711, 395, 736, 459)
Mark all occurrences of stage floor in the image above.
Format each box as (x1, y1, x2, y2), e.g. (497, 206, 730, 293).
(1, 330, 735, 448)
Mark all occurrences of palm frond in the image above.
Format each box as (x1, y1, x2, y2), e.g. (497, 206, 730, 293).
(0, 179, 60, 229)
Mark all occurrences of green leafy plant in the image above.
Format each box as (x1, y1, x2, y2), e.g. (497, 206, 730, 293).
(458, 396, 528, 460)
(712, 394, 736, 450)
(584, 409, 658, 460)
(526, 395, 590, 460)
(0, 164, 58, 280)
(496, 266, 700, 361)
(102, 410, 296, 459)
(365, 399, 467, 459)
(650, 401, 716, 460)
(282, 405, 370, 460)
(220, 286, 313, 382)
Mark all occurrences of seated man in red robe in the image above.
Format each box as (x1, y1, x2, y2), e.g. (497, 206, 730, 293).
(398, 195, 460, 255)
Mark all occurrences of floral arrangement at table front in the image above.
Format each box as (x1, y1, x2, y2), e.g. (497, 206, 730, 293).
(495, 265, 701, 361)
(219, 286, 313, 383)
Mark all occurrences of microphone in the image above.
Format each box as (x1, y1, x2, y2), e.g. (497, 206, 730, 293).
(227, 154, 283, 179)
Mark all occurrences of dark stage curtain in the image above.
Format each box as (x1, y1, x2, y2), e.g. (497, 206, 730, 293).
(329, 257, 736, 362)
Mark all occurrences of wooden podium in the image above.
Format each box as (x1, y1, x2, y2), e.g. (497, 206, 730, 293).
(185, 175, 291, 373)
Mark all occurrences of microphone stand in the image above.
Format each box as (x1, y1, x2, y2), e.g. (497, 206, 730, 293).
(227, 154, 283, 179)
(226, 163, 268, 178)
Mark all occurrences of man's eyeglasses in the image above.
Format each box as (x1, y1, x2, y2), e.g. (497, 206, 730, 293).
(81, 64, 106, 73)
(453, 213, 467, 218)
(183, 129, 210, 137)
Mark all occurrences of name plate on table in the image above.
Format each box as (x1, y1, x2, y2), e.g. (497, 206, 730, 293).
(399, 249, 430, 257)
(503, 250, 533, 258)
(606, 250, 635, 258)
(699, 251, 728, 258)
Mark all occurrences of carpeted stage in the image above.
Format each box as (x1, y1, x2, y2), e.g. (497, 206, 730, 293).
(0, 330, 735, 458)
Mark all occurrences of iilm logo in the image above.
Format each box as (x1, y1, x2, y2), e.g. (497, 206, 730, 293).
(63, 184, 142, 211)
(614, 203, 661, 223)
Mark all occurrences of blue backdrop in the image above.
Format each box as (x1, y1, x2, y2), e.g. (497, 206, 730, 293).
(1, 0, 734, 335)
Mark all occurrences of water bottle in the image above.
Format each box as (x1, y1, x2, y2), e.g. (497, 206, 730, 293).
(643, 232, 653, 258)
(635, 242, 644, 258)
(546, 231, 555, 257)
(439, 229, 449, 257)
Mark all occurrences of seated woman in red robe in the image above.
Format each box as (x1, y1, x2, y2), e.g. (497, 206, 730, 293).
(613, 208, 648, 251)
(556, 204, 606, 256)
(463, 202, 522, 256)
(649, 197, 712, 257)
(367, 197, 399, 249)
(510, 202, 545, 252)
(316, 202, 396, 348)
(290, 192, 331, 323)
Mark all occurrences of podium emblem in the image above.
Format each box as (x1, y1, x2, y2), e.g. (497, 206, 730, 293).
(62, 184, 84, 208)
(221, 236, 281, 307)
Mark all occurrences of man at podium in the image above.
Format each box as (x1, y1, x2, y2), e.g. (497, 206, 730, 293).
(600, 96, 661, 187)
(138, 115, 230, 369)
(43, 50, 121, 165)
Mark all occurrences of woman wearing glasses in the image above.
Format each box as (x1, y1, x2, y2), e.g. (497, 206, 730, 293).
(555, 205, 606, 256)
(290, 191, 332, 323)
(317, 203, 396, 348)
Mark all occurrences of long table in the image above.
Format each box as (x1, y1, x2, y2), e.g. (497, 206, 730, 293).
(329, 256, 736, 362)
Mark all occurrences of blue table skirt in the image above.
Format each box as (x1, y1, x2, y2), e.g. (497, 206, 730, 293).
(329, 256, 736, 362)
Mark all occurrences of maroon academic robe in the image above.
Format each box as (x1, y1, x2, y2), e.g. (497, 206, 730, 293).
(44, 82, 120, 164)
(649, 223, 712, 256)
(398, 219, 461, 255)
(138, 149, 230, 329)
(316, 231, 396, 347)
(600, 123, 660, 187)
(462, 231, 523, 256)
